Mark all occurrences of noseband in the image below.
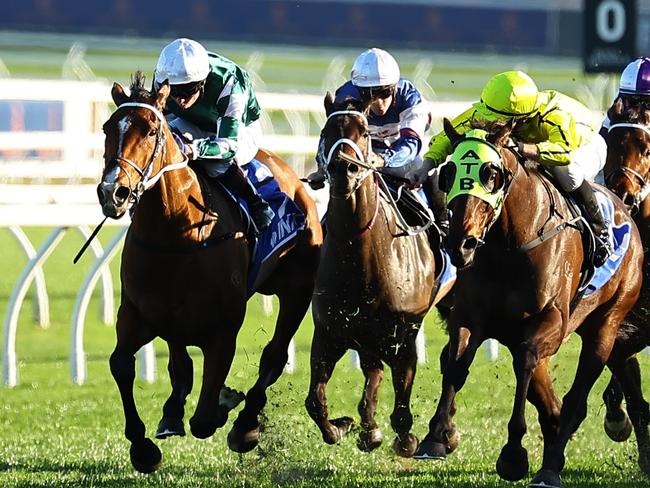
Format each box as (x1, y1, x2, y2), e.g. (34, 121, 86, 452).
(108, 102, 188, 206)
(607, 122, 650, 211)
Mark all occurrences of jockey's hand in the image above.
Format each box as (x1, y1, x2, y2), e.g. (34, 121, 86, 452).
(368, 151, 385, 167)
(172, 131, 194, 159)
(517, 141, 539, 161)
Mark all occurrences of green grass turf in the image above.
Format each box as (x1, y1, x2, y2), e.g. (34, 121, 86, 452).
(0, 227, 649, 487)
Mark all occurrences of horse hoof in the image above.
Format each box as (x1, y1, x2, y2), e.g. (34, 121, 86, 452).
(358, 428, 383, 452)
(324, 417, 354, 444)
(129, 438, 162, 474)
(156, 416, 185, 439)
(496, 444, 529, 481)
(190, 410, 227, 439)
(227, 424, 260, 453)
(604, 413, 633, 442)
(529, 468, 562, 488)
(446, 426, 461, 454)
(393, 433, 418, 458)
(413, 439, 446, 460)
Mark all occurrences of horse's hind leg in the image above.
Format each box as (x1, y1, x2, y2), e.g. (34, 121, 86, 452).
(228, 288, 312, 453)
(603, 374, 633, 442)
(156, 344, 193, 439)
(304, 326, 352, 445)
(608, 353, 650, 475)
(356, 354, 384, 452)
(389, 337, 419, 458)
(109, 302, 161, 473)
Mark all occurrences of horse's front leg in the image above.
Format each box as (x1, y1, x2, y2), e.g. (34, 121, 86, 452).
(228, 286, 313, 453)
(388, 332, 419, 458)
(356, 353, 384, 452)
(109, 301, 160, 473)
(190, 331, 239, 439)
(415, 324, 482, 460)
(156, 343, 193, 439)
(497, 308, 563, 482)
(305, 325, 352, 445)
(531, 315, 617, 488)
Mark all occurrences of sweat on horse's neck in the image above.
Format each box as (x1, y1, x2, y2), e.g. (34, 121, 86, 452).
(327, 175, 380, 243)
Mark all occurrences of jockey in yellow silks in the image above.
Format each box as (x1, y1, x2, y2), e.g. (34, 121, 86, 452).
(425, 70, 612, 266)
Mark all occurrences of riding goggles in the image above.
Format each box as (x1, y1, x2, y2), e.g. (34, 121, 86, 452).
(170, 80, 205, 99)
(358, 85, 394, 101)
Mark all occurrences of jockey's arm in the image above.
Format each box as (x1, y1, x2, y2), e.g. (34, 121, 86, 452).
(382, 102, 430, 168)
(424, 106, 476, 166)
(191, 116, 240, 160)
(529, 113, 574, 166)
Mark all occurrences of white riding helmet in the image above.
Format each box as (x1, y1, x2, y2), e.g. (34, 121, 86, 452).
(155, 38, 210, 85)
(351, 48, 400, 88)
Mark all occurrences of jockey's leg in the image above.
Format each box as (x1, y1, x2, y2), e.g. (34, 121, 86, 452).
(423, 167, 449, 237)
(306, 137, 327, 190)
(219, 162, 275, 233)
(549, 134, 612, 267)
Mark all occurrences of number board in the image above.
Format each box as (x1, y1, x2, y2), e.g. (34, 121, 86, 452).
(584, 0, 637, 73)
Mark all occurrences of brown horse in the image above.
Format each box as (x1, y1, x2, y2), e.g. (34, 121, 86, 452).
(97, 72, 322, 473)
(304, 94, 455, 457)
(414, 119, 644, 487)
(601, 98, 650, 473)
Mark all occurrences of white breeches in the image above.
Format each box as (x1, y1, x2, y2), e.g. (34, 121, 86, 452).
(548, 134, 607, 192)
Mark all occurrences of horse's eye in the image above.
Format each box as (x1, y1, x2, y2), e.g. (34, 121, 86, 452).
(148, 128, 158, 138)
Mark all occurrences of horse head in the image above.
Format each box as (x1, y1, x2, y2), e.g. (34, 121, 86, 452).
(604, 99, 650, 214)
(320, 93, 375, 199)
(97, 71, 185, 219)
(440, 118, 515, 268)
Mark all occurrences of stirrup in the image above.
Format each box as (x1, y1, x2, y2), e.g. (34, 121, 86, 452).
(593, 231, 613, 267)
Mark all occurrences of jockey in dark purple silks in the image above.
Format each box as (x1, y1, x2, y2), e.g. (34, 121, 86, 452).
(600, 57, 650, 138)
(154, 38, 274, 233)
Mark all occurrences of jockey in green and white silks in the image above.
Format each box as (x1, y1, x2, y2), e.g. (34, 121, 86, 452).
(425, 70, 612, 266)
(154, 38, 274, 232)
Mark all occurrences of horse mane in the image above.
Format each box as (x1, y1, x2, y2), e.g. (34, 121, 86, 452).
(332, 96, 370, 114)
(129, 70, 153, 103)
(610, 104, 650, 126)
(469, 118, 513, 147)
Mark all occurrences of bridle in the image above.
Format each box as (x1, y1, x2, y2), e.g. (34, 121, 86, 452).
(606, 122, 650, 212)
(323, 110, 374, 198)
(108, 102, 188, 207)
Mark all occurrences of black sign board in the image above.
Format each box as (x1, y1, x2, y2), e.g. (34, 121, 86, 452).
(584, 0, 637, 73)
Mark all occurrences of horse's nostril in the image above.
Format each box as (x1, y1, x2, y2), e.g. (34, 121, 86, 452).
(114, 186, 131, 204)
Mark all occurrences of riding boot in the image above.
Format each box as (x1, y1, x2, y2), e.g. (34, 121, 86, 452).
(306, 166, 326, 190)
(571, 180, 613, 267)
(422, 176, 449, 237)
(219, 163, 275, 233)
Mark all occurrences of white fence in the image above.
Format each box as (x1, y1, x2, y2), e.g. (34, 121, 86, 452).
(1, 78, 499, 387)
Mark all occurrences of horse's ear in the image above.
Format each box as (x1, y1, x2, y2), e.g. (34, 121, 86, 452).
(613, 97, 624, 118)
(324, 91, 334, 115)
(154, 81, 170, 111)
(443, 118, 461, 145)
(111, 82, 129, 106)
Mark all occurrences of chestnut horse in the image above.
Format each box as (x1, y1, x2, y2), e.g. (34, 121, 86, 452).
(414, 119, 644, 487)
(602, 98, 650, 474)
(305, 95, 455, 457)
(97, 73, 322, 472)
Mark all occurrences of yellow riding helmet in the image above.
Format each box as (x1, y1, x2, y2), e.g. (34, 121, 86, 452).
(480, 71, 540, 119)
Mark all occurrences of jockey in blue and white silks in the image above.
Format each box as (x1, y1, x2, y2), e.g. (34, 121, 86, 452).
(308, 48, 432, 188)
(600, 57, 650, 137)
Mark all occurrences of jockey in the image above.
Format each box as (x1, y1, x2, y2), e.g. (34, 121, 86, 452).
(154, 38, 274, 233)
(600, 57, 650, 136)
(425, 70, 612, 267)
(306, 49, 444, 228)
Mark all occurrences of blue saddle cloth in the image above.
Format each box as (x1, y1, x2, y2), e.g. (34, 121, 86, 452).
(226, 159, 306, 295)
(583, 190, 631, 297)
